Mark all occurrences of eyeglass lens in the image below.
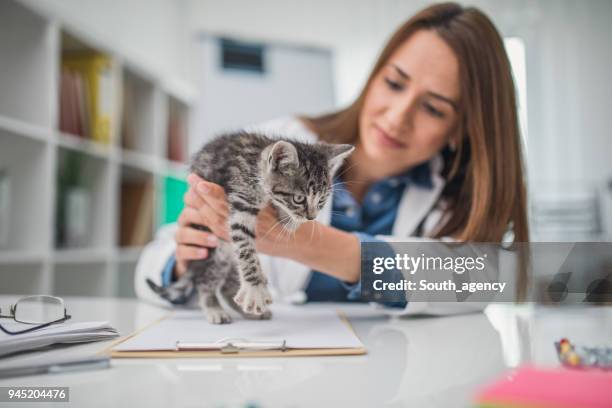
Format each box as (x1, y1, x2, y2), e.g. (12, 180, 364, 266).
(14, 296, 64, 324)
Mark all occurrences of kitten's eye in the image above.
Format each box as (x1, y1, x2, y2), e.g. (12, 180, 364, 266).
(292, 195, 306, 204)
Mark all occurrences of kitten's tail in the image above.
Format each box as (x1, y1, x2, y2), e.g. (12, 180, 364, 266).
(146, 272, 195, 305)
(147, 224, 214, 304)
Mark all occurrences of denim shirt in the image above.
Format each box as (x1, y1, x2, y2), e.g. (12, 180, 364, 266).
(304, 162, 433, 305)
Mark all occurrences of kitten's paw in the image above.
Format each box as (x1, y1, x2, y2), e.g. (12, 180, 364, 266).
(234, 284, 273, 315)
(206, 309, 232, 324)
(243, 309, 273, 320)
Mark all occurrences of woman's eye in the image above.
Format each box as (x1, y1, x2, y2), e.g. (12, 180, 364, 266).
(424, 103, 444, 118)
(292, 195, 306, 204)
(384, 78, 403, 91)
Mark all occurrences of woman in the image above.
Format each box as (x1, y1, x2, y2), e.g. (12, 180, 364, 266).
(135, 2, 529, 315)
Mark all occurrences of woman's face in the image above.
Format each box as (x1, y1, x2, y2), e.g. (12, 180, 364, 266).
(358, 29, 461, 177)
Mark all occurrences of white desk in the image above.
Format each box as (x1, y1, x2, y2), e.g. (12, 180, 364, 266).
(0, 296, 610, 407)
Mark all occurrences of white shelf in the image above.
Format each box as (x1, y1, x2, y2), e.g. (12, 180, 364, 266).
(116, 247, 144, 263)
(0, 0, 194, 298)
(120, 149, 160, 174)
(0, 114, 50, 143)
(0, 250, 47, 264)
(56, 131, 112, 160)
(53, 248, 110, 264)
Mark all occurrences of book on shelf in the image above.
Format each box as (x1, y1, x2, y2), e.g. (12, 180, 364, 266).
(61, 52, 116, 144)
(55, 152, 92, 248)
(120, 180, 154, 247)
(64, 186, 91, 247)
(159, 176, 188, 226)
(0, 169, 10, 248)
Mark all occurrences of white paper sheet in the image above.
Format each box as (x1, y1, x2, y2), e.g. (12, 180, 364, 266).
(112, 305, 363, 351)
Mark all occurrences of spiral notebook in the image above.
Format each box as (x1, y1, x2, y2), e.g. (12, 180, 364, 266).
(107, 305, 366, 358)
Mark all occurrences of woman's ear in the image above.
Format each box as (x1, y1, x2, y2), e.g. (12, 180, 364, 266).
(447, 121, 463, 152)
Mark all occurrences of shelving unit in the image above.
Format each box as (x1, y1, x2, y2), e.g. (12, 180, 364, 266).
(0, 0, 195, 298)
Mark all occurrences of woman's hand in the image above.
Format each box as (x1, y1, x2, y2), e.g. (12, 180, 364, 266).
(173, 174, 230, 277)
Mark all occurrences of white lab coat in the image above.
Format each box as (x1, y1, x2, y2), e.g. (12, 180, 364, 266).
(135, 117, 512, 315)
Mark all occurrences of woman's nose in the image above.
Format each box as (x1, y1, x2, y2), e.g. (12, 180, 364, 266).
(385, 93, 418, 132)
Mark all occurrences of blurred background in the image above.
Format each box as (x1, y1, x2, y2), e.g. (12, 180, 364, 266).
(0, 0, 610, 298)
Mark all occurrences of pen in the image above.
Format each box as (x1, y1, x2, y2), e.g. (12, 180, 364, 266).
(0, 356, 111, 379)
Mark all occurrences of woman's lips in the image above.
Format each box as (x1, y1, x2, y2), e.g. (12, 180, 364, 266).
(373, 125, 406, 149)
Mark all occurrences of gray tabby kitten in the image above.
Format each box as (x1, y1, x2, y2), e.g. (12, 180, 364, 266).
(147, 131, 353, 324)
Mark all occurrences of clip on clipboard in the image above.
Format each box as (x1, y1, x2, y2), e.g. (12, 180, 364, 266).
(176, 338, 288, 354)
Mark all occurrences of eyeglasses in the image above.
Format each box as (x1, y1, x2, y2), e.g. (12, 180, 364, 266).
(0, 295, 71, 335)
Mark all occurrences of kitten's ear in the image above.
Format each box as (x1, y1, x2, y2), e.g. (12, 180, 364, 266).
(267, 141, 299, 174)
(326, 144, 355, 176)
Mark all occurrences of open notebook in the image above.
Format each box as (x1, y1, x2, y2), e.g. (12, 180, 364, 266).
(109, 305, 366, 358)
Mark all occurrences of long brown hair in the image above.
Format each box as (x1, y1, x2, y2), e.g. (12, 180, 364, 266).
(302, 3, 530, 298)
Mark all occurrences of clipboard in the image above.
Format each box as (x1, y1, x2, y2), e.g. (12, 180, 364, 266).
(104, 307, 367, 358)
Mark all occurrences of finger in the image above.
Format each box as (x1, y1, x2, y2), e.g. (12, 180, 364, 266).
(187, 173, 205, 186)
(177, 207, 204, 227)
(175, 227, 219, 247)
(176, 245, 208, 262)
(183, 189, 206, 209)
(200, 211, 230, 241)
(195, 182, 230, 216)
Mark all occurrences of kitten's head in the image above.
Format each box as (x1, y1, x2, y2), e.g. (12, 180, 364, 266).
(261, 140, 354, 228)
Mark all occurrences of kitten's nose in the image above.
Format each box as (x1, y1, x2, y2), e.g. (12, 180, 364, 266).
(306, 214, 316, 221)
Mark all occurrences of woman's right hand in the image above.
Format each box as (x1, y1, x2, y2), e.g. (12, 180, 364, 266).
(174, 173, 230, 278)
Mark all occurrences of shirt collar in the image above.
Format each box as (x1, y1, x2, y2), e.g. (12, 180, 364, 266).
(384, 160, 434, 190)
(333, 160, 434, 208)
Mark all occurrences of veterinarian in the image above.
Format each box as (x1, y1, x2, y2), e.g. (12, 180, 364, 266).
(135, 2, 529, 315)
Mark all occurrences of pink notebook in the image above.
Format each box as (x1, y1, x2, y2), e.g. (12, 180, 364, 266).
(475, 365, 612, 408)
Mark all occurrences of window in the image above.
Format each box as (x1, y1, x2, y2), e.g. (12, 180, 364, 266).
(504, 37, 528, 150)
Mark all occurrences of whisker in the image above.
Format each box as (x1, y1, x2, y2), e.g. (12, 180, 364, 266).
(335, 161, 359, 180)
(272, 214, 292, 246)
(260, 217, 284, 241)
